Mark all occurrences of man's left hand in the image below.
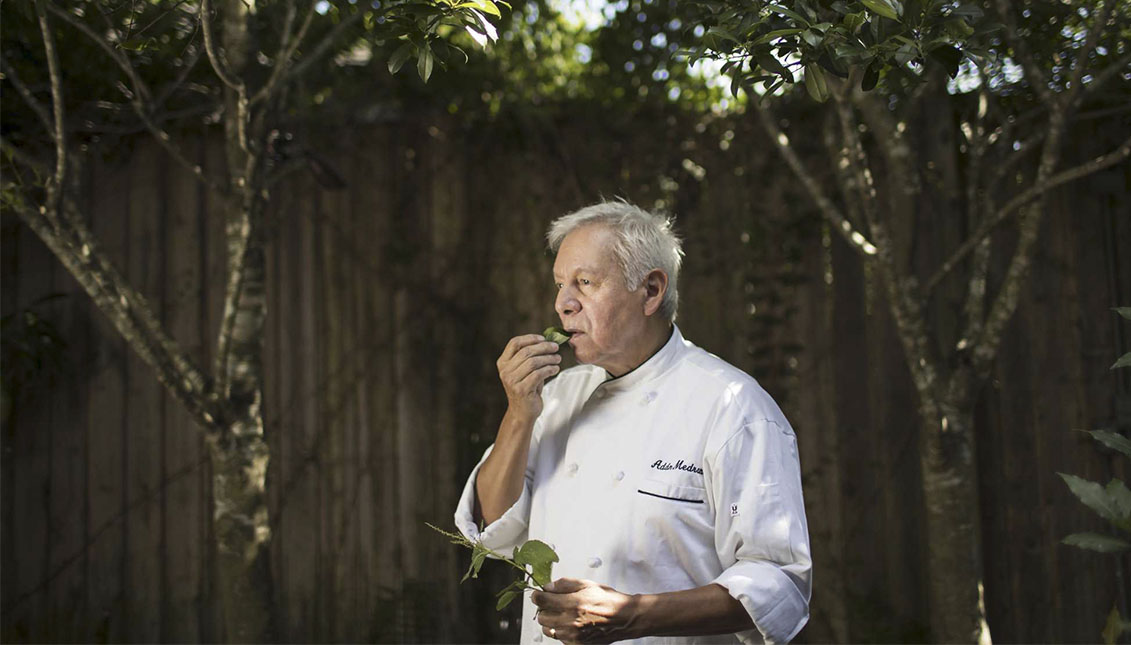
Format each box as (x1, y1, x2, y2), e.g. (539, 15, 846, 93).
(531, 578, 639, 644)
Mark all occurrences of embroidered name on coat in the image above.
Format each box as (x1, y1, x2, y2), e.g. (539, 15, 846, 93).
(650, 459, 704, 475)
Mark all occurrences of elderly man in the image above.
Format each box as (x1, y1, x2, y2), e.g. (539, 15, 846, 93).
(454, 201, 811, 644)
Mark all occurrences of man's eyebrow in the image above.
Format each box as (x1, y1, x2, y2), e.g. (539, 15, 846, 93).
(553, 266, 601, 279)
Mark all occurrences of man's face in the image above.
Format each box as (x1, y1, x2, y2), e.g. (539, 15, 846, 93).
(553, 224, 648, 374)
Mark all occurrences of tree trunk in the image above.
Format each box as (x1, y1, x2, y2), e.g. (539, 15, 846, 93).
(917, 385, 985, 643)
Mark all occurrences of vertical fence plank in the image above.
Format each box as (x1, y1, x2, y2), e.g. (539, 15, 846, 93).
(84, 155, 130, 645)
(9, 206, 56, 642)
(46, 167, 91, 642)
(125, 141, 166, 642)
(163, 138, 206, 643)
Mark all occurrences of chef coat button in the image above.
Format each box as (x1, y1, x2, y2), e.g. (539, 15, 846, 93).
(567, 463, 579, 476)
(641, 391, 657, 404)
(587, 556, 602, 568)
(534, 636, 543, 643)
(614, 471, 625, 481)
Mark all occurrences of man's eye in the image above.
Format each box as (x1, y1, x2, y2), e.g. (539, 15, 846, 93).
(580, 279, 591, 286)
(555, 283, 563, 290)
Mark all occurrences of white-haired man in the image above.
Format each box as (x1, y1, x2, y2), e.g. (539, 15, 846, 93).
(454, 200, 811, 644)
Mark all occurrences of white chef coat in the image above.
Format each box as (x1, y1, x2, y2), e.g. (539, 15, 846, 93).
(455, 325, 811, 645)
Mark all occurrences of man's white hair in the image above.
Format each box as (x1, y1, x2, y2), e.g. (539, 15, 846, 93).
(546, 199, 684, 322)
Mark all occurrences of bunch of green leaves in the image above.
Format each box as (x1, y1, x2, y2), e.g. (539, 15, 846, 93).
(427, 523, 559, 610)
(682, 0, 995, 101)
(543, 326, 571, 345)
(384, 0, 511, 82)
(1060, 307, 1131, 644)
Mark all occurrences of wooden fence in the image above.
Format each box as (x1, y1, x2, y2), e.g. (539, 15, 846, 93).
(2, 108, 1129, 643)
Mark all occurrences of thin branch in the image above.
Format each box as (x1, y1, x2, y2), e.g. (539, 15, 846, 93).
(992, 0, 1052, 103)
(1062, 0, 1114, 111)
(199, 0, 245, 92)
(44, 2, 153, 103)
(750, 100, 878, 256)
(0, 136, 51, 174)
(34, 0, 66, 214)
(201, 0, 250, 155)
(1085, 51, 1131, 95)
(0, 55, 55, 136)
(286, 8, 368, 81)
(152, 44, 205, 109)
(924, 134, 1131, 294)
(250, 0, 317, 106)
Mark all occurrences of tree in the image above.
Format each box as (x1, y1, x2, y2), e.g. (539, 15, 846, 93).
(0, 0, 505, 639)
(680, 0, 1131, 641)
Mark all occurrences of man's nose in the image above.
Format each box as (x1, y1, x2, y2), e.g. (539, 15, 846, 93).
(555, 287, 579, 317)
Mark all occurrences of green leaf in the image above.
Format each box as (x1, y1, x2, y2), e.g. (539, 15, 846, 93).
(417, 46, 434, 82)
(843, 11, 866, 32)
(804, 64, 829, 102)
(756, 54, 792, 82)
(754, 28, 805, 45)
(1064, 533, 1131, 553)
(861, 61, 880, 91)
(1114, 307, 1131, 321)
(388, 41, 414, 75)
(496, 589, 518, 610)
(1113, 352, 1131, 370)
(942, 17, 975, 39)
(514, 539, 559, 587)
(928, 44, 962, 78)
(766, 4, 810, 25)
(861, 0, 900, 21)
(1085, 430, 1131, 460)
(1102, 604, 1131, 645)
(1059, 473, 1131, 529)
(543, 326, 571, 345)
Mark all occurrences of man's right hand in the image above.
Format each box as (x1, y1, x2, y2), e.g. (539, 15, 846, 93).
(497, 334, 562, 420)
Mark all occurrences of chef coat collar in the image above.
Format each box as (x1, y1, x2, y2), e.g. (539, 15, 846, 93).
(598, 324, 687, 393)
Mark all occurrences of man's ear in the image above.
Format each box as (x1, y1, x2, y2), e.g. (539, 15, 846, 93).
(641, 269, 668, 317)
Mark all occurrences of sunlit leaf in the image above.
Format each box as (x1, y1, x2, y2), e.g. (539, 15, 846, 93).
(387, 41, 414, 74)
(1113, 307, 1131, 321)
(417, 45, 434, 82)
(1112, 352, 1131, 370)
(804, 64, 829, 102)
(861, 0, 900, 21)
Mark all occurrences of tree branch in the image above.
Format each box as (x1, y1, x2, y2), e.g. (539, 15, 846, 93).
(0, 55, 55, 137)
(924, 134, 1131, 294)
(992, 0, 1052, 103)
(250, 0, 317, 107)
(44, 2, 227, 195)
(286, 8, 368, 82)
(34, 0, 66, 215)
(1062, 0, 1114, 111)
(4, 192, 222, 429)
(750, 100, 878, 256)
(1085, 51, 1131, 96)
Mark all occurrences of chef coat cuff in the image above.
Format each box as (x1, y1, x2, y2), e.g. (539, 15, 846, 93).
(712, 561, 809, 645)
(453, 444, 532, 555)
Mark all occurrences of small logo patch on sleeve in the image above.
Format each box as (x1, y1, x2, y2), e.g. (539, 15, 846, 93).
(729, 503, 740, 517)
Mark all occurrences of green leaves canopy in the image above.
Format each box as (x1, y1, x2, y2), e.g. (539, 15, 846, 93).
(682, 0, 993, 99)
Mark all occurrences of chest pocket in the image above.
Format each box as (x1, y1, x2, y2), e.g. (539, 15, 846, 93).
(637, 480, 707, 504)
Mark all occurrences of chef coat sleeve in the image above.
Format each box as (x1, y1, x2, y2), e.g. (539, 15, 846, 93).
(453, 423, 540, 556)
(707, 417, 812, 645)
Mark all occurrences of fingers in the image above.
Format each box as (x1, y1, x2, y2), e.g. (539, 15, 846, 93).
(500, 334, 552, 362)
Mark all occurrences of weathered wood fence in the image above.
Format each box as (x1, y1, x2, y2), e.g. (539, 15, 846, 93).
(2, 109, 1129, 643)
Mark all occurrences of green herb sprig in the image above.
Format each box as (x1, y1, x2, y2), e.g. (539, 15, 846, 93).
(543, 326, 572, 345)
(427, 523, 560, 609)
